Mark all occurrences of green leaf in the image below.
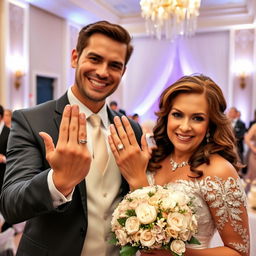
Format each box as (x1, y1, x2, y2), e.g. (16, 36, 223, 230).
(148, 191, 155, 197)
(187, 236, 201, 245)
(118, 217, 127, 227)
(126, 209, 136, 217)
(171, 252, 182, 256)
(120, 245, 139, 256)
(108, 233, 118, 245)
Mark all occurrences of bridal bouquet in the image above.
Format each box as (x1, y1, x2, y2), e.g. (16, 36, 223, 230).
(111, 185, 200, 256)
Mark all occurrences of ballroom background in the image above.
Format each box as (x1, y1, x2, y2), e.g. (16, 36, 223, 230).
(0, 0, 256, 124)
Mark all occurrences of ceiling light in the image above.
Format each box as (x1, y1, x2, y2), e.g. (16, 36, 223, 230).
(140, 0, 201, 41)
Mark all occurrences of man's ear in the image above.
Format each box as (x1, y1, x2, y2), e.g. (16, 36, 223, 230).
(71, 49, 78, 68)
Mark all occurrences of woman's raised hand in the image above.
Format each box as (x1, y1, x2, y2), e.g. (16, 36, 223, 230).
(108, 116, 153, 190)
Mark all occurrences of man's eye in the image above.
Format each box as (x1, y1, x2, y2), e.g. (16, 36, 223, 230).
(110, 64, 122, 70)
(89, 57, 99, 62)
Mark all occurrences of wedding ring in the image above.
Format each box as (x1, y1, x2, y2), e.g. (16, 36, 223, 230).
(79, 139, 87, 144)
(117, 143, 124, 151)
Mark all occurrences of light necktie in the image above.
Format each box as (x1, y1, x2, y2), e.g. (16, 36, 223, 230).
(89, 114, 108, 172)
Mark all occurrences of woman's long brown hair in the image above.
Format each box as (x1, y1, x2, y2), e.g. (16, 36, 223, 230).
(148, 75, 242, 177)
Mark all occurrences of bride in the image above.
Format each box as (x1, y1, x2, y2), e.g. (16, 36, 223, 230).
(108, 75, 250, 256)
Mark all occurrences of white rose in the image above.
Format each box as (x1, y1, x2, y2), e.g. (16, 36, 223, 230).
(167, 212, 188, 231)
(125, 216, 140, 234)
(140, 230, 156, 247)
(170, 240, 186, 255)
(170, 191, 190, 207)
(131, 230, 141, 242)
(179, 229, 192, 241)
(161, 196, 176, 209)
(148, 193, 163, 207)
(166, 226, 179, 239)
(115, 229, 129, 246)
(135, 203, 157, 224)
(130, 186, 156, 198)
(129, 198, 140, 209)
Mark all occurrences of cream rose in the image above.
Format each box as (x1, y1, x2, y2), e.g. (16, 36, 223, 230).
(170, 239, 186, 255)
(115, 229, 129, 246)
(125, 216, 140, 234)
(135, 203, 157, 224)
(140, 230, 156, 247)
(170, 191, 190, 207)
(179, 229, 192, 241)
(189, 215, 198, 232)
(161, 196, 177, 209)
(167, 212, 188, 231)
(131, 230, 141, 242)
(166, 226, 179, 239)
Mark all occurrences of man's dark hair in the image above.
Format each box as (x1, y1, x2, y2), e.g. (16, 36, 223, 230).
(76, 20, 133, 65)
(109, 101, 118, 107)
(0, 105, 4, 118)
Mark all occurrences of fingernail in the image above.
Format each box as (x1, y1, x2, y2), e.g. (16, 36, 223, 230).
(80, 113, 85, 120)
(65, 105, 71, 112)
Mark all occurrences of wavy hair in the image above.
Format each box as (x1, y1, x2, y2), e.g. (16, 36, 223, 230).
(148, 75, 241, 177)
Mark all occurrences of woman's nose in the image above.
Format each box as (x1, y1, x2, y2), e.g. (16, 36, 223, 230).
(179, 119, 191, 131)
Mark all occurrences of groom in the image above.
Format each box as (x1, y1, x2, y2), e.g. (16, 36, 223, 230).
(0, 21, 142, 256)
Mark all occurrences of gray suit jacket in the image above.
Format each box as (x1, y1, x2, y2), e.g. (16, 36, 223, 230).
(0, 93, 142, 256)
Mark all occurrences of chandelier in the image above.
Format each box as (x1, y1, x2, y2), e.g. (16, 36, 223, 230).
(140, 0, 201, 40)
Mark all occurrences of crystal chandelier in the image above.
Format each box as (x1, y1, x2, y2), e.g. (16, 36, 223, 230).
(140, 0, 201, 40)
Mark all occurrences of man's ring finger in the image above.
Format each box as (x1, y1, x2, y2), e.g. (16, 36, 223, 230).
(79, 139, 87, 144)
(117, 144, 124, 151)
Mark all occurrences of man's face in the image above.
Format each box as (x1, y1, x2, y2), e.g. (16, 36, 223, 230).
(71, 33, 127, 112)
(228, 108, 237, 120)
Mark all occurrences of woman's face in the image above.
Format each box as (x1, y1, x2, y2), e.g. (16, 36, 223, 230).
(167, 93, 209, 157)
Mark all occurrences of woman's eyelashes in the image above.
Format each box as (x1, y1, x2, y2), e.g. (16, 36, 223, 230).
(170, 111, 205, 122)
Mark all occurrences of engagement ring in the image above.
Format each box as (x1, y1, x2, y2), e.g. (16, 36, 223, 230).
(117, 144, 124, 151)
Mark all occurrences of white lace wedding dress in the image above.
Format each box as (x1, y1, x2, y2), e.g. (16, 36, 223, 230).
(146, 172, 249, 254)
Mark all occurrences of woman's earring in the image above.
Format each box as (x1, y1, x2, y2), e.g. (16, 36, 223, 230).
(206, 132, 210, 143)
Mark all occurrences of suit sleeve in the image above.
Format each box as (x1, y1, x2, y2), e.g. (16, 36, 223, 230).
(0, 110, 58, 224)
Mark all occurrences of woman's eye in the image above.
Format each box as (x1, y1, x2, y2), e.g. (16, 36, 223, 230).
(193, 116, 204, 122)
(171, 112, 182, 118)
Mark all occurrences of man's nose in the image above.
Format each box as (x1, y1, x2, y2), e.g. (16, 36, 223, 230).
(96, 63, 109, 78)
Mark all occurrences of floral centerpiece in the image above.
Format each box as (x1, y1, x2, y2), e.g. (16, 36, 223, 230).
(110, 185, 200, 256)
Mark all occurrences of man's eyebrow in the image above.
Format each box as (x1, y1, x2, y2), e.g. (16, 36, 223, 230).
(86, 52, 102, 58)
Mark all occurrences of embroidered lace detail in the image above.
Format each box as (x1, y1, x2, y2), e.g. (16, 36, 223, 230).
(198, 176, 249, 254)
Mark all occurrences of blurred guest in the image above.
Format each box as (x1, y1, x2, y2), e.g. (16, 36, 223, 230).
(0, 105, 10, 190)
(249, 109, 256, 129)
(3, 109, 12, 128)
(227, 107, 246, 163)
(132, 113, 139, 123)
(109, 100, 126, 115)
(244, 123, 256, 183)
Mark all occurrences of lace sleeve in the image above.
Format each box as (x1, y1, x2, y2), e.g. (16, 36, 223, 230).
(200, 176, 250, 255)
